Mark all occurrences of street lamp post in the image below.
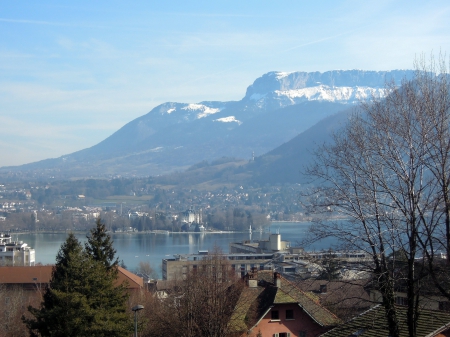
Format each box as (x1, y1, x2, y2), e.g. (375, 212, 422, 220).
(132, 304, 144, 337)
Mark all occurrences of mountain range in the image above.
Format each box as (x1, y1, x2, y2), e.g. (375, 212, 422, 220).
(2, 70, 414, 182)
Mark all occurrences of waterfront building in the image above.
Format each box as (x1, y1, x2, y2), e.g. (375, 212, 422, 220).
(0, 234, 35, 266)
(162, 251, 274, 280)
(229, 233, 290, 254)
(181, 209, 202, 224)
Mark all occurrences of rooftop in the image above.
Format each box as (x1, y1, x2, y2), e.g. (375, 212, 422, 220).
(321, 305, 450, 337)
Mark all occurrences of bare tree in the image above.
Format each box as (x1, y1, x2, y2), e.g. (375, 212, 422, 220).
(410, 57, 450, 302)
(0, 285, 41, 337)
(303, 55, 450, 337)
(145, 248, 244, 337)
(136, 261, 159, 280)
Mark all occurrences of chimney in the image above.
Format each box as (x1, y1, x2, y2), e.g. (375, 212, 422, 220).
(274, 272, 281, 288)
(247, 267, 258, 288)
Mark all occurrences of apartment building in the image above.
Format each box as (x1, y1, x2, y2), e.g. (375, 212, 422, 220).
(0, 234, 35, 266)
(162, 251, 274, 280)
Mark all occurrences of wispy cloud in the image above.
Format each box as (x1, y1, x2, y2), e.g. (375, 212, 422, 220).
(0, 17, 110, 29)
(0, 18, 69, 26)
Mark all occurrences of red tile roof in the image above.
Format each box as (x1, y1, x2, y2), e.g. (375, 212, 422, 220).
(117, 266, 144, 289)
(0, 266, 52, 284)
(0, 266, 143, 289)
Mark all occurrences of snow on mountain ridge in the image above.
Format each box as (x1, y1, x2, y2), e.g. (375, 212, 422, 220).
(178, 103, 222, 119)
(245, 70, 415, 99)
(274, 85, 387, 104)
(214, 116, 242, 125)
(145, 70, 415, 128)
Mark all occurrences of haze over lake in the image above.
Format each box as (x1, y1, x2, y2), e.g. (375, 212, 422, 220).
(17, 222, 336, 277)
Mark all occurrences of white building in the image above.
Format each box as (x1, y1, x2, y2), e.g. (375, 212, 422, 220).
(229, 234, 290, 254)
(0, 234, 35, 266)
(181, 209, 202, 224)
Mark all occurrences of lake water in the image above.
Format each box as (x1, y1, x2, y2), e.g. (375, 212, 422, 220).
(17, 221, 336, 277)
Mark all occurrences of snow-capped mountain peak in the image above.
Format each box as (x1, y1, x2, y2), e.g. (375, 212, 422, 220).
(245, 69, 414, 100)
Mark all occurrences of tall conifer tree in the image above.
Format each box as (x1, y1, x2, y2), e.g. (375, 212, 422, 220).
(85, 217, 118, 270)
(24, 232, 131, 337)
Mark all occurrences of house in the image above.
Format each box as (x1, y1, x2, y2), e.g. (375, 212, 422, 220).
(116, 266, 145, 290)
(229, 270, 340, 337)
(368, 266, 450, 311)
(147, 279, 174, 299)
(370, 286, 450, 312)
(0, 266, 144, 291)
(320, 304, 450, 337)
(297, 279, 371, 321)
(0, 265, 52, 291)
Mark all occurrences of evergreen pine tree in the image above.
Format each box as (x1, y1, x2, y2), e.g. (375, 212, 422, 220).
(24, 233, 132, 337)
(86, 217, 118, 270)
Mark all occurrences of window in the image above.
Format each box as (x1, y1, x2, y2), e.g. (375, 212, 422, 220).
(395, 296, 408, 306)
(299, 331, 306, 337)
(286, 309, 294, 320)
(440, 301, 450, 312)
(277, 333, 290, 337)
(271, 310, 279, 320)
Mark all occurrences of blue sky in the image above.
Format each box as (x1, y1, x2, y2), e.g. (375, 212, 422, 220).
(1, 1, 450, 167)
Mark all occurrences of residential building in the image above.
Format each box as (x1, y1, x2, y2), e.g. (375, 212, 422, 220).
(229, 270, 340, 337)
(306, 250, 372, 265)
(0, 234, 35, 266)
(0, 265, 52, 291)
(370, 287, 450, 312)
(162, 251, 274, 280)
(0, 265, 144, 291)
(297, 279, 372, 321)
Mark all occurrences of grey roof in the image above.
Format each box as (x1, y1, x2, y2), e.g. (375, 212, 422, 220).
(321, 305, 450, 337)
